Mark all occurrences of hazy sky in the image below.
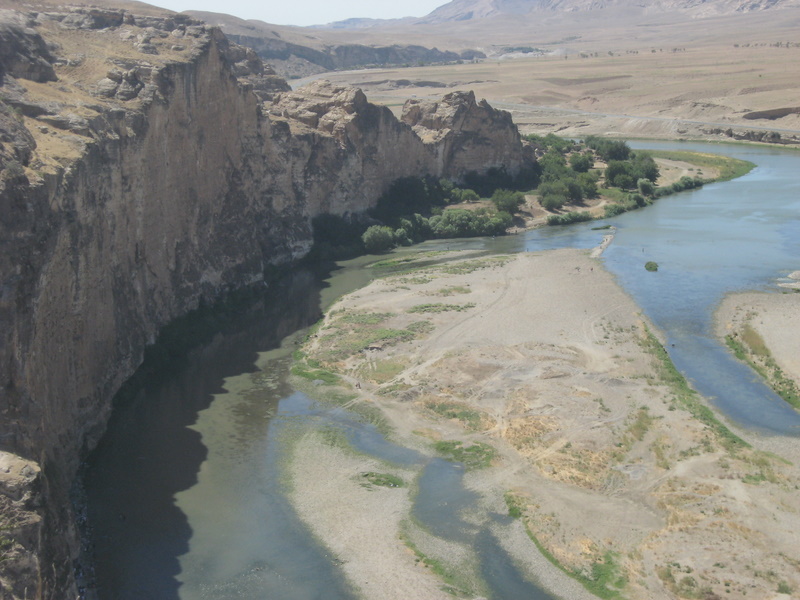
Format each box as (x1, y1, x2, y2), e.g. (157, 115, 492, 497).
(149, 0, 448, 27)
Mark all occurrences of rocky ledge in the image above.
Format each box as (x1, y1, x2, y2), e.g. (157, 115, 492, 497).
(0, 5, 533, 598)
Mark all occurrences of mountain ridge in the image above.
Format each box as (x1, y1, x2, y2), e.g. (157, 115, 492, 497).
(321, 0, 800, 27)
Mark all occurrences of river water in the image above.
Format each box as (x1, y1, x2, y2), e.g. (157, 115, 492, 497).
(84, 141, 800, 599)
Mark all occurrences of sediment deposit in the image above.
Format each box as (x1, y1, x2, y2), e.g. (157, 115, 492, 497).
(294, 249, 800, 600)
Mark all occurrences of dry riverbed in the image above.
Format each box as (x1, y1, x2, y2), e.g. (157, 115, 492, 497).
(289, 248, 800, 600)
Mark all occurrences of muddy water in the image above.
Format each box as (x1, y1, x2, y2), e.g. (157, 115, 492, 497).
(85, 141, 800, 599)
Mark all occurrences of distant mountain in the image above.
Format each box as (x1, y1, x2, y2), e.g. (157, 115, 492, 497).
(186, 11, 483, 79)
(417, 0, 800, 23)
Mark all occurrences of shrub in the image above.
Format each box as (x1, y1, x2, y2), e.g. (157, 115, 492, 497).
(547, 211, 593, 225)
(645, 261, 659, 272)
(604, 203, 628, 218)
(541, 194, 567, 211)
(491, 188, 525, 213)
(637, 178, 655, 196)
(362, 225, 396, 253)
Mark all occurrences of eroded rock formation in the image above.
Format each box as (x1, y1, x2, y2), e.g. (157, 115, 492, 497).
(0, 6, 532, 598)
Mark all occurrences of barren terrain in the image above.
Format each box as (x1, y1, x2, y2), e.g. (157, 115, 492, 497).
(290, 248, 800, 600)
(310, 39, 800, 142)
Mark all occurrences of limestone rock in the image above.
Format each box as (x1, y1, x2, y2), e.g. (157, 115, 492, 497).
(0, 11, 57, 83)
(402, 90, 527, 178)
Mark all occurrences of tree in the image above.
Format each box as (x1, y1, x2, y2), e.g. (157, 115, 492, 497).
(569, 152, 593, 173)
(539, 150, 569, 182)
(629, 152, 660, 182)
(491, 189, 524, 214)
(362, 226, 396, 253)
(614, 174, 635, 190)
(577, 172, 598, 198)
(565, 179, 584, 203)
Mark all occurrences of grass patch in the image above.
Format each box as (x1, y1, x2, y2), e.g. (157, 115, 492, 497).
(504, 492, 525, 519)
(435, 256, 511, 275)
(339, 311, 394, 325)
(360, 472, 405, 488)
(316, 326, 417, 363)
(433, 440, 497, 469)
(407, 320, 434, 334)
(726, 328, 800, 411)
(357, 359, 406, 384)
(369, 256, 423, 269)
(408, 303, 476, 314)
(628, 407, 654, 442)
(522, 522, 627, 600)
(647, 150, 755, 182)
(318, 425, 355, 452)
(740, 325, 768, 356)
(425, 400, 487, 431)
(434, 286, 472, 296)
(641, 326, 749, 454)
(399, 526, 470, 595)
(290, 364, 341, 385)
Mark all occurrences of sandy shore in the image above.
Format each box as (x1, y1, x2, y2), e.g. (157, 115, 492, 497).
(289, 248, 800, 600)
(715, 290, 800, 461)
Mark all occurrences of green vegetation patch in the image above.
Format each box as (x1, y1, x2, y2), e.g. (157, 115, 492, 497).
(360, 472, 405, 489)
(504, 492, 525, 519)
(425, 401, 487, 431)
(434, 286, 471, 296)
(435, 256, 512, 275)
(726, 327, 800, 411)
(290, 364, 341, 385)
(433, 440, 497, 469)
(315, 319, 418, 363)
(523, 523, 628, 600)
(357, 359, 406, 384)
(645, 261, 659, 272)
(646, 150, 755, 182)
(628, 407, 654, 442)
(399, 526, 471, 595)
(407, 320, 434, 334)
(338, 311, 394, 325)
(408, 303, 476, 314)
(641, 327, 748, 453)
(547, 211, 593, 226)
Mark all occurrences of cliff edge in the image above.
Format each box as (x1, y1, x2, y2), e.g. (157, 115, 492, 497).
(0, 5, 532, 598)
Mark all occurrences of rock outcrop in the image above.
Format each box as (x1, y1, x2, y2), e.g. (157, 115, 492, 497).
(402, 90, 532, 177)
(0, 6, 532, 599)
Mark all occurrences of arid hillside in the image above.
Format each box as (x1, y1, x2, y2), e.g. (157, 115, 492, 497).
(167, 0, 800, 141)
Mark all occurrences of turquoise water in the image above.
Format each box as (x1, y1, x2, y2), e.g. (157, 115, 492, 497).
(84, 141, 800, 599)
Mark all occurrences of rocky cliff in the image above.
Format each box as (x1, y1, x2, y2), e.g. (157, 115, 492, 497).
(0, 5, 532, 598)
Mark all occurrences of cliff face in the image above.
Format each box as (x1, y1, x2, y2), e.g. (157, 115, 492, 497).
(0, 6, 532, 599)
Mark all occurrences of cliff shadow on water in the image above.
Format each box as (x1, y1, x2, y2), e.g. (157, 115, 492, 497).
(80, 265, 336, 599)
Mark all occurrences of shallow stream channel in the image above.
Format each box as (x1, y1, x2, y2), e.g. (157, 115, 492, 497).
(84, 141, 800, 599)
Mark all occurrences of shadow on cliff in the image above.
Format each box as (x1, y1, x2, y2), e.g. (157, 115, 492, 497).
(83, 266, 330, 599)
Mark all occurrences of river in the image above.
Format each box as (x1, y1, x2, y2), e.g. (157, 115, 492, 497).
(83, 140, 800, 599)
